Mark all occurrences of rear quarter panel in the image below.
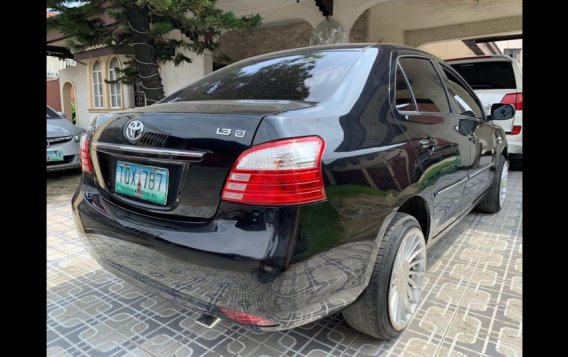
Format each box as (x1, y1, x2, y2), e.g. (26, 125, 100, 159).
(253, 45, 431, 278)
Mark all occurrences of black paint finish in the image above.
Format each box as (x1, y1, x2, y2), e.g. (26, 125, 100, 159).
(72, 44, 507, 330)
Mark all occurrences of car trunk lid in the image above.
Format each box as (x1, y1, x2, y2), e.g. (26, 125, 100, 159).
(90, 100, 313, 221)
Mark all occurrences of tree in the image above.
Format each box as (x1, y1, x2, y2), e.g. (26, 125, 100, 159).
(47, 0, 261, 104)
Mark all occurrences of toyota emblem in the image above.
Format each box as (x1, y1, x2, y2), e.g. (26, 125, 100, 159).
(124, 120, 144, 142)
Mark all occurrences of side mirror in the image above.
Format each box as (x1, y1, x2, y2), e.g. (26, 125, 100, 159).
(489, 103, 515, 120)
(57, 111, 66, 119)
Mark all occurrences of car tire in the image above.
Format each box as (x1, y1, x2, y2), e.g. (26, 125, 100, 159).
(342, 213, 426, 340)
(475, 155, 508, 213)
(509, 158, 522, 171)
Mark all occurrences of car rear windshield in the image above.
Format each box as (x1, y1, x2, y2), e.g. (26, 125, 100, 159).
(450, 61, 516, 90)
(161, 51, 364, 103)
(46, 107, 60, 119)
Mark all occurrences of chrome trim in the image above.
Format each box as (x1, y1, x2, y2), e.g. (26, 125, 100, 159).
(395, 62, 419, 114)
(124, 120, 145, 142)
(468, 164, 492, 179)
(434, 176, 468, 196)
(93, 142, 206, 158)
(47, 136, 73, 146)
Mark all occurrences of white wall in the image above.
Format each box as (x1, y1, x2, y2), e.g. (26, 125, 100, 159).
(59, 54, 135, 129)
(57, 48, 212, 128)
(58, 63, 91, 129)
(419, 40, 476, 60)
(367, 6, 404, 44)
(160, 51, 212, 96)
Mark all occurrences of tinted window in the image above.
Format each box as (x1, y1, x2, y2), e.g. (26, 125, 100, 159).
(46, 107, 60, 119)
(442, 67, 483, 118)
(399, 57, 450, 113)
(394, 66, 417, 112)
(162, 51, 363, 103)
(450, 61, 516, 89)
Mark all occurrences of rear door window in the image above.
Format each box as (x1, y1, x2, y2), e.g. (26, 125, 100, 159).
(441, 67, 483, 119)
(450, 61, 516, 89)
(398, 57, 451, 113)
(394, 66, 417, 112)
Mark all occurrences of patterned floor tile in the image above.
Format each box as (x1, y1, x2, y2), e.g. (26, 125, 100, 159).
(246, 344, 285, 357)
(47, 170, 522, 356)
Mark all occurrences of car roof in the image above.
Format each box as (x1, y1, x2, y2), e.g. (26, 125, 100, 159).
(232, 43, 439, 64)
(445, 54, 516, 64)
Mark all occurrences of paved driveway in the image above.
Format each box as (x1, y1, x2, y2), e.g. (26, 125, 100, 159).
(47, 170, 522, 356)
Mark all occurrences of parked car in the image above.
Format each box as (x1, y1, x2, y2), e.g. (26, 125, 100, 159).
(447, 55, 522, 164)
(46, 105, 85, 172)
(72, 44, 514, 340)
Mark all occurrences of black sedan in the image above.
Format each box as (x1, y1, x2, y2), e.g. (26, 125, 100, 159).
(72, 44, 514, 339)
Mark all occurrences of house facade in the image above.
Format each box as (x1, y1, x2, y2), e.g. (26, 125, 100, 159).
(50, 47, 213, 129)
(47, 0, 522, 130)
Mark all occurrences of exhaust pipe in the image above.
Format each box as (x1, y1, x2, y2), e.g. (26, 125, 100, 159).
(195, 313, 221, 329)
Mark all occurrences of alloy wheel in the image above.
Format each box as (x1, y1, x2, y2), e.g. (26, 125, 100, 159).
(388, 227, 426, 331)
(499, 161, 509, 208)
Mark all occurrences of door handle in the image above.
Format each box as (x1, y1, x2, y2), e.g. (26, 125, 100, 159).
(419, 138, 437, 148)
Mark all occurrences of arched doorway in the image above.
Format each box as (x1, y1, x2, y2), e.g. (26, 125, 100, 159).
(62, 81, 76, 125)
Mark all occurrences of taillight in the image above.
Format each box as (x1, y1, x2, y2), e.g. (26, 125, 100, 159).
(511, 125, 522, 135)
(501, 92, 522, 111)
(221, 136, 326, 206)
(217, 306, 277, 327)
(79, 134, 92, 173)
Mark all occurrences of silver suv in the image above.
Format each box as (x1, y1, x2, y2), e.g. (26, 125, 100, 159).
(448, 55, 522, 164)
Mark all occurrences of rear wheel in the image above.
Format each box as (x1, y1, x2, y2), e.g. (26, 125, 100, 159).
(342, 213, 426, 340)
(476, 155, 508, 213)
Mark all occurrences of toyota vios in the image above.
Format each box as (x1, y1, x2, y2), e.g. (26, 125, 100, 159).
(72, 44, 514, 339)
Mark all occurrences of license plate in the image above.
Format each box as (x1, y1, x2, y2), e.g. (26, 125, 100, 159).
(47, 150, 64, 162)
(114, 161, 169, 205)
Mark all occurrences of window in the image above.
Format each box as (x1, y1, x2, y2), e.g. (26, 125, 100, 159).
(92, 60, 104, 108)
(46, 106, 60, 119)
(108, 58, 122, 108)
(161, 51, 364, 103)
(394, 66, 417, 112)
(398, 57, 450, 113)
(450, 61, 516, 90)
(442, 67, 483, 118)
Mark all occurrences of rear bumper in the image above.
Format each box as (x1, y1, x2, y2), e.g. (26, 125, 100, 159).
(72, 178, 380, 330)
(506, 133, 522, 156)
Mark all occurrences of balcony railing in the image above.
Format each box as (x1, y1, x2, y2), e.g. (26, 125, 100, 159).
(47, 56, 76, 79)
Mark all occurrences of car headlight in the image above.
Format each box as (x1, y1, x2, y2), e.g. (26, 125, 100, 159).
(74, 133, 84, 142)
